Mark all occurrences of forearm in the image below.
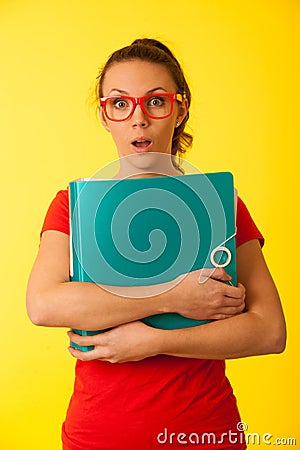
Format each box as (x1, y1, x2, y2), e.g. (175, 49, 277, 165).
(156, 310, 286, 360)
(156, 241, 287, 360)
(27, 230, 246, 332)
(67, 309, 286, 364)
(27, 231, 180, 330)
(28, 280, 172, 330)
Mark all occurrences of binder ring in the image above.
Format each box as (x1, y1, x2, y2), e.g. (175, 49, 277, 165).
(210, 246, 231, 268)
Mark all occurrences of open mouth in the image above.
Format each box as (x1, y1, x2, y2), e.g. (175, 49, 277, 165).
(131, 139, 152, 151)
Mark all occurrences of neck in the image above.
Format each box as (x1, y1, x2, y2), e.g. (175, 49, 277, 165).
(113, 152, 183, 180)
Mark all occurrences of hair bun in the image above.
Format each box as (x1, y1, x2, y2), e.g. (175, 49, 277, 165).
(130, 38, 175, 60)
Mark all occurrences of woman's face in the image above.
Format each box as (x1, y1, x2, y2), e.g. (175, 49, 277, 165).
(100, 60, 188, 167)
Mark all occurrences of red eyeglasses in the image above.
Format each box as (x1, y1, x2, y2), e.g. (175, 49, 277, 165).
(99, 93, 184, 122)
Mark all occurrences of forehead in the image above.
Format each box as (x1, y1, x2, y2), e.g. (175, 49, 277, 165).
(102, 60, 177, 95)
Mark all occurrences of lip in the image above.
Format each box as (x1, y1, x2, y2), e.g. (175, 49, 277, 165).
(130, 136, 153, 153)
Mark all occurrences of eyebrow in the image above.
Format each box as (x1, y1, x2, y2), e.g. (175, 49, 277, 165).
(108, 87, 168, 96)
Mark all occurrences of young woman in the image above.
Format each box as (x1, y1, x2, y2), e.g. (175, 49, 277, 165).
(26, 38, 286, 450)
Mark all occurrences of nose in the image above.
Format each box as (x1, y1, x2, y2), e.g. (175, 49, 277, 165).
(131, 103, 149, 127)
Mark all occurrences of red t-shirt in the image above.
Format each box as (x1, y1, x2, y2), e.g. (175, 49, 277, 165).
(41, 189, 264, 450)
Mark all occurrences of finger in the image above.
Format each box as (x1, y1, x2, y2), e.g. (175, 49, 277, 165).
(199, 267, 226, 278)
(68, 346, 104, 361)
(198, 268, 231, 284)
(67, 331, 106, 348)
(221, 283, 246, 299)
(214, 304, 246, 316)
(217, 296, 246, 307)
(210, 268, 231, 280)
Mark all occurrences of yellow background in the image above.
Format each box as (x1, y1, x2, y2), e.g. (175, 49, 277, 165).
(1, 0, 299, 448)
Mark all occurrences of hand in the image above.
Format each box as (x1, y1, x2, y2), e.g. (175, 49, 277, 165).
(67, 321, 162, 363)
(171, 268, 246, 321)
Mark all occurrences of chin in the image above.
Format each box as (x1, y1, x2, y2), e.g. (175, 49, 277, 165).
(119, 151, 175, 177)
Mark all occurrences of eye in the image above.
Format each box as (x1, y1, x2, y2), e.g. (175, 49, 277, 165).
(112, 98, 130, 109)
(147, 96, 165, 107)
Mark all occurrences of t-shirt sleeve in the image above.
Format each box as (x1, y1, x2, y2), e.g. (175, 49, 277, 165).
(40, 189, 70, 238)
(236, 196, 264, 248)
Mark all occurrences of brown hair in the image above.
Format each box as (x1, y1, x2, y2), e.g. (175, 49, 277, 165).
(95, 38, 193, 170)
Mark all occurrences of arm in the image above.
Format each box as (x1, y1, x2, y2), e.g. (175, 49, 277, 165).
(68, 239, 286, 362)
(26, 230, 168, 329)
(160, 239, 286, 358)
(26, 230, 244, 330)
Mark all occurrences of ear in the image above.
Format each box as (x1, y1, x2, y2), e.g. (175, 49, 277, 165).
(98, 105, 110, 132)
(176, 97, 189, 127)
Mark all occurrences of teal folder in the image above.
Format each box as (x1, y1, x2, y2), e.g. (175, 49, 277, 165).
(69, 172, 237, 351)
